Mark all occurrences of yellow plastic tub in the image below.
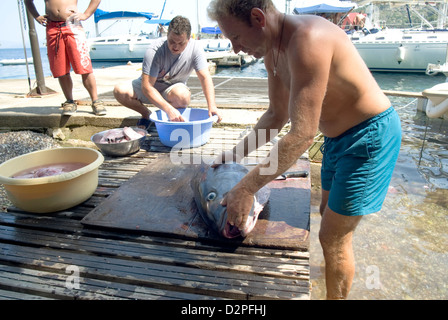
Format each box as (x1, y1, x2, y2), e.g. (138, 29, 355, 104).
(0, 147, 104, 213)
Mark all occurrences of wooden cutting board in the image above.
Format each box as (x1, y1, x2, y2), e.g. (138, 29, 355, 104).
(82, 154, 310, 250)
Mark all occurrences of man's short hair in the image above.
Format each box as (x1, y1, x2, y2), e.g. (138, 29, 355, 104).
(168, 16, 192, 38)
(207, 0, 274, 26)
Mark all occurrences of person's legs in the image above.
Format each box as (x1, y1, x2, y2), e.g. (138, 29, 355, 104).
(318, 107, 401, 299)
(58, 73, 74, 101)
(319, 194, 362, 300)
(82, 73, 106, 116)
(81, 73, 98, 102)
(61, 23, 105, 115)
(58, 73, 78, 115)
(113, 82, 151, 119)
(47, 21, 72, 106)
(162, 83, 191, 108)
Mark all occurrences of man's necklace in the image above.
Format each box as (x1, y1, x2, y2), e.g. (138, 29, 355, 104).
(273, 13, 286, 77)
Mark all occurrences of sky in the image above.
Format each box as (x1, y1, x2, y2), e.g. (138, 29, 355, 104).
(0, 0, 294, 49)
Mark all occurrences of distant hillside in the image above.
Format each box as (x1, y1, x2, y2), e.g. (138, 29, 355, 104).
(354, 2, 443, 28)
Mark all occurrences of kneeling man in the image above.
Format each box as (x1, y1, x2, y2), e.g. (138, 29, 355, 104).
(114, 16, 222, 127)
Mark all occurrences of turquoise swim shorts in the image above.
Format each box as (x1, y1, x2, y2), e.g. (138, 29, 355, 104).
(321, 107, 402, 216)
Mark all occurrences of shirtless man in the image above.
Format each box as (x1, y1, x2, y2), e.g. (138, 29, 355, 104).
(208, 0, 401, 299)
(25, 0, 106, 116)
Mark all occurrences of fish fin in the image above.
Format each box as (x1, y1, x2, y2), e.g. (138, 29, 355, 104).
(255, 185, 271, 206)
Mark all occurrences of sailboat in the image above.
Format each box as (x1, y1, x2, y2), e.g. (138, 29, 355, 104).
(294, 0, 448, 73)
(87, 4, 254, 68)
(87, 9, 170, 62)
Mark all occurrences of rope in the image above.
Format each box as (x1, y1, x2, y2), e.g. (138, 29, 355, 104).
(19, 0, 27, 30)
(395, 98, 418, 111)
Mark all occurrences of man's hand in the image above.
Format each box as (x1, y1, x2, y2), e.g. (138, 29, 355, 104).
(68, 12, 89, 21)
(36, 15, 47, 26)
(167, 108, 186, 122)
(66, 7, 89, 23)
(208, 106, 223, 123)
(221, 185, 254, 230)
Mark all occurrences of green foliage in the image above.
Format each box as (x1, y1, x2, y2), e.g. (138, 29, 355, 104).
(354, 3, 442, 29)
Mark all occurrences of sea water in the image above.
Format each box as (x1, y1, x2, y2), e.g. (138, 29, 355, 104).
(0, 48, 118, 79)
(1, 47, 447, 299)
(0, 48, 51, 79)
(220, 64, 448, 300)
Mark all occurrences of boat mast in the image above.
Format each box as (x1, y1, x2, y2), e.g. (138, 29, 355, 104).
(438, 0, 448, 28)
(285, 0, 292, 14)
(159, 0, 167, 19)
(197, 0, 200, 35)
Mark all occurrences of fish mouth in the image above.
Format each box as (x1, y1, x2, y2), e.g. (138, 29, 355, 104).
(220, 201, 260, 239)
(223, 222, 242, 239)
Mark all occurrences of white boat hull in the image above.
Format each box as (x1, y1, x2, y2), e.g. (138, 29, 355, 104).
(421, 82, 448, 118)
(89, 43, 150, 62)
(88, 36, 256, 67)
(88, 36, 159, 62)
(354, 41, 448, 72)
(351, 29, 448, 73)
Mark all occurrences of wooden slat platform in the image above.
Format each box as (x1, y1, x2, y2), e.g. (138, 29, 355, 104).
(95, 76, 271, 109)
(0, 127, 310, 300)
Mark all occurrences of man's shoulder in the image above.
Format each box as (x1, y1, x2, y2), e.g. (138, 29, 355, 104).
(184, 39, 206, 59)
(143, 38, 167, 59)
(189, 39, 204, 51)
(147, 37, 168, 51)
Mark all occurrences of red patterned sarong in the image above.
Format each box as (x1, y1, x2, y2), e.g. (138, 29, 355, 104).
(46, 21, 93, 78)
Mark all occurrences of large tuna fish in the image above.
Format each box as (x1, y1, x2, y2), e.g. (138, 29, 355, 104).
(191, 162, 270, 238)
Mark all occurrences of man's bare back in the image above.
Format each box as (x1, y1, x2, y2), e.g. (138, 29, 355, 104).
(44, 0, 79, 22)
(265, 15, 390, 138)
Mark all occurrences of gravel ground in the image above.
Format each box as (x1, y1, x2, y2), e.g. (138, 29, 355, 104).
(0, 131, 60, 211)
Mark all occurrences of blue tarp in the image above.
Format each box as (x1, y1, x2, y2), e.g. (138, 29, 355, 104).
(294, 1, 355, 14)
(201, 27, 222, 34)
(94, 9, 155, 23)
(145, 19, 171, 26)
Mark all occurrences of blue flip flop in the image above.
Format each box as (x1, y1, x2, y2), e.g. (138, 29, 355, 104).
(136, 118, 152, 130)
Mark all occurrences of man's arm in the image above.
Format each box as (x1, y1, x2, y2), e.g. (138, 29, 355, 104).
(82, 0, 101, 19)
(24, 0, 47, 25)
(69, 0, 101, 21)
(196, 68, 222, 122)
(223, 31, 329, 229)
(213, 73, 290, 165)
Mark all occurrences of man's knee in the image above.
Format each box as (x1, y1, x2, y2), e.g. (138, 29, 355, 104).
(319, 225, 335, 254)
(113, 83, 123, 99)
(113, 83, 134, 102)
(166, 85, 191, 108)
(172, 95, 190, 108)
(319, 207, 361, 252)
(319, 225, 352, 261)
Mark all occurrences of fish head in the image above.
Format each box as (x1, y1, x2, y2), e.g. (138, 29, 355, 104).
(192, 162, 250, 238)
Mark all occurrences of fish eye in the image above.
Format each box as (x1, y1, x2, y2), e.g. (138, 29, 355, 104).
(206, 192, 217, 201)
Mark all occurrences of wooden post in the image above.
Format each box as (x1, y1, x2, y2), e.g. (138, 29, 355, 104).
(24, 2, 56, 96)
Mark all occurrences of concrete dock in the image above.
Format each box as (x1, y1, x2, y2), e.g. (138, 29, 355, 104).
(0, 64, 268, 132)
